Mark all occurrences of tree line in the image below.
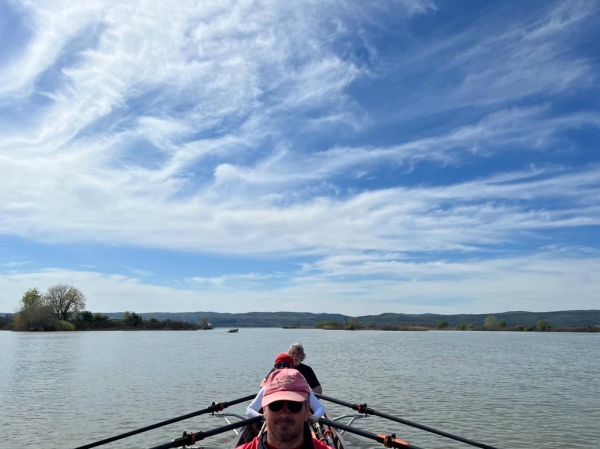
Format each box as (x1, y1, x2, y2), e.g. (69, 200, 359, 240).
(6, 285, 199, 331)
(437, 315, 555, 331)
(315, 318, 429, 331)
(315, 315, 599, 332)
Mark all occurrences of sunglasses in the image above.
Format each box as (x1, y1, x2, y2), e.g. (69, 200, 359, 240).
(274, 362, 293, 369)
(267, 400, 305, 413)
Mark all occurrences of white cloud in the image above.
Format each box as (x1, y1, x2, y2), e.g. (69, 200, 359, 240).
(2, 2, 596, 259)
(0, 1, 597, 315)
(2, 249, 598, 315)
(185, 273, 274, 286)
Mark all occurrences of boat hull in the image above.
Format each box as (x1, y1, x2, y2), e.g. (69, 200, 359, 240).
(228, 417, 348, 449)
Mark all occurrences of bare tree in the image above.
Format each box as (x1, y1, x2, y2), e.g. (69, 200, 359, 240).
(44, 284, 86, 321)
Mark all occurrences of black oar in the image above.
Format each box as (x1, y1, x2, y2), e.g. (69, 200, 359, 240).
(318, 417, 424, 449)
(73, 394, 256, 449)
(316, 394, 499, 449)
(149, 416, 263, 449)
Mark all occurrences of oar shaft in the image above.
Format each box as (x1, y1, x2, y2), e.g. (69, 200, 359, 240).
(316, 394, 499, 449)
(73, 394, 256, 449)
(149, 416, 263, 449)
(371, 408, 499, 449)
(316, 394, 355, 409)
(318, 417, 423, 449)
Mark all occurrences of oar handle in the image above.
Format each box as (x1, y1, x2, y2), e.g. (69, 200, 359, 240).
(318, 417, 423, 449)
(149, 416, 264, 449)
(73, 394, 256, 449)
(315, 394, 500, 449)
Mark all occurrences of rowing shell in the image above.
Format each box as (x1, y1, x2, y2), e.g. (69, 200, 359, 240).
(73, 393, 500, 449)
(188, 413, 350, 449)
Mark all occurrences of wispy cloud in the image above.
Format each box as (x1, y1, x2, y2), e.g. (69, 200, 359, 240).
(0, 0, 598, 314)
(0, 260, 32, 269)
(382, 0, 598, 121)
(185, 272, 275, 286)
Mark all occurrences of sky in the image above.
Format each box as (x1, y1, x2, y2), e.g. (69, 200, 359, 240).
(0, 0, 599, 316)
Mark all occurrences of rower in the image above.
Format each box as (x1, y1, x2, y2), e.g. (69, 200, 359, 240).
(247, 353, 325, 419)
(259, 342, 322, 394)
(238, 369, 331, 449)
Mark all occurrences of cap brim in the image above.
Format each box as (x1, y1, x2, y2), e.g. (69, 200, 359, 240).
(262, 391, 308, 407)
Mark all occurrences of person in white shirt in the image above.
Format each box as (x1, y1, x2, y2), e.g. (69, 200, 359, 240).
(246, 352, 325, 419)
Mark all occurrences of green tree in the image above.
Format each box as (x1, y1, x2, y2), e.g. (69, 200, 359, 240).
(93, 313, 112, 328)
(437, 320, 449, 329)
(315, 320, 344, 329)
(484, 315, 498, 330)
(345, 318, 362, 330)
(14, 288, 58, 331)
(73, 310, 94, 330)
(44, 284, 86, 321)
(535, 319, 551, 331)
(123, 311, 143, 328)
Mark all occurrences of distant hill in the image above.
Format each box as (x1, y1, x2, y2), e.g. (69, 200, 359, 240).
(355, 310, 600, 328)
(103, 311, 349, 328)
(95, 310, 600, 328)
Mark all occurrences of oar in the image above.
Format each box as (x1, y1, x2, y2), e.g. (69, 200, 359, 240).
(73, 394, 256, 449)
(149, 416, 263, 449)
(316, 394, 499, 449)
(318, 417, 424, 449)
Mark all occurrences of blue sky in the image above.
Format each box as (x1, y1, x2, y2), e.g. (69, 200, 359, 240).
(1, 0, 599, 316)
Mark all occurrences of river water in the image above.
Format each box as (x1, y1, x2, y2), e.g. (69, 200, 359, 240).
(0, 329, 598, 449)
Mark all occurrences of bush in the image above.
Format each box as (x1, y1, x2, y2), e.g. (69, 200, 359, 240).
(93, 313, 113, 328)
(315, 320, 345, 329)
(345, 318, 362, 330)
(484, 315, 499, 330)
(536, 319, 551, 331)
(437, 320, 449, 329)
(56, 320, 77, 331)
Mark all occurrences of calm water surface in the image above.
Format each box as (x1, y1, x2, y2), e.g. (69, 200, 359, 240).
(0, 329, 598, 449)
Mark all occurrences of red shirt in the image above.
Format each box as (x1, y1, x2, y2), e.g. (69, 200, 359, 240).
(237, 434, 332, 449)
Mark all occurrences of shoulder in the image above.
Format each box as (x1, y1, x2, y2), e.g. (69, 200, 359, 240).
(298, 364, 318, 381)
(311, 437, 333, 449)
(236, 436, 260, 449)
(254, 389, 264, 402)
(298, 363, 315, 374)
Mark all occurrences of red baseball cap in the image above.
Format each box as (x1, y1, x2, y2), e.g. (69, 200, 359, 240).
(262, 368, 310, 407)
(274, 352, 294, 367)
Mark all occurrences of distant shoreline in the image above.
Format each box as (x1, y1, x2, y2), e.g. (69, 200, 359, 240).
(3, 309, 599, 332)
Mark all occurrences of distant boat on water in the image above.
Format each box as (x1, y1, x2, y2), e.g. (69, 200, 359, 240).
(228, 328, 239, 333)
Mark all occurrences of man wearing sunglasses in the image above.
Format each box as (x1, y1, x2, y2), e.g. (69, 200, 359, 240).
(239, 369, 331, 449)
(247, 353, 325, 419)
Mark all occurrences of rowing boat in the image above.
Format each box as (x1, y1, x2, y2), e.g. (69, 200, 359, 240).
(198, 412, 351, 449)
(73, 393, 500, 449)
